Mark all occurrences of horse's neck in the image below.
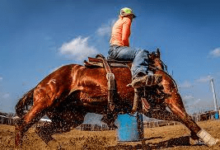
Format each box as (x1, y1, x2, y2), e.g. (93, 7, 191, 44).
(155, 69, 179, 91)
(154, 69, 164, 75)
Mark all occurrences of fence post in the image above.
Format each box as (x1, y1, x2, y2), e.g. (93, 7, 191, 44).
(210, 79, 219, 119)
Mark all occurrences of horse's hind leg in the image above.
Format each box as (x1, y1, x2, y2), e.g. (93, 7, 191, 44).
(15, 102, 47, 148)
(15, 86, 52, 148)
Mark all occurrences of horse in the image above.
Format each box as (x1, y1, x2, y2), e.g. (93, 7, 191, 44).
(15, 49, 218, 148)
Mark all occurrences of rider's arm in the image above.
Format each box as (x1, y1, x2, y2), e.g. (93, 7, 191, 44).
(122, 17, 131, 47)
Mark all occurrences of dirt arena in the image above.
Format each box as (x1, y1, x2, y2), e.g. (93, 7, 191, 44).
(1, 120, 220, 150)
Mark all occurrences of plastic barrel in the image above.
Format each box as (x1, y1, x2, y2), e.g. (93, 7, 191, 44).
(215, 112, 219, 119)
(116, 113, 144, 142)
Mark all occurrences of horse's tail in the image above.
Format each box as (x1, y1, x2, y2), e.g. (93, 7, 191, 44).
(15, 88, 34, 118)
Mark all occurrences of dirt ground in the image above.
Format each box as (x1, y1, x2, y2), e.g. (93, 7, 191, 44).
(0, 119, 220, 150)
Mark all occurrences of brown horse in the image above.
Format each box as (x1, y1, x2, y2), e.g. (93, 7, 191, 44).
(15, 49, 218, 148)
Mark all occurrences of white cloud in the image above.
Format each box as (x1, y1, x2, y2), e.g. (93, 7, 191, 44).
(182, 94, 194, 107)
(179, 81, 192, 88)
(96, 19, 116, 36)
(196, 75, 213, 83)
(97, 25, 111, 36)
(182, 95, 202, 109)
(59, 36, 98, 61)
(0, 76, 2, 81)
(2, 93, 10, 99)
(183, 95, 194, 100)
(210, 48, 220, 57)
(193, 98, 201, 105)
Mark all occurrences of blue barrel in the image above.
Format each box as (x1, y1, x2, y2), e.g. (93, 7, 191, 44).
(215, 112, 219, 119)
(116, 113, 144, 142)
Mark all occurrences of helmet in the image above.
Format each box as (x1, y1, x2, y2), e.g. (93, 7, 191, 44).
(120, 7, 136, 18)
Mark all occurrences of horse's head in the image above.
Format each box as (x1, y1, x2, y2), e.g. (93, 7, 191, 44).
(148, 48, 167, 71)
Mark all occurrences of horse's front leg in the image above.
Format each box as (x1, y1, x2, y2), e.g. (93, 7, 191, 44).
(165, 92, 219, 146)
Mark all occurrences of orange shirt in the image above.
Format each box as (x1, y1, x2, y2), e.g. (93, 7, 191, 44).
(110, 16, 132, 47)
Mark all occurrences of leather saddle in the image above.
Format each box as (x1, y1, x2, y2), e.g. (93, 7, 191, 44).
(84, 56, 132, 68)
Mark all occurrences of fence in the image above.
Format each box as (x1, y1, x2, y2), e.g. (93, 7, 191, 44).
(191, 110, 217, 121)
(0, 113, 51, 126)
(0, 115, 15, 125)
(78, 124, 114, 131)
(0, 110, 219, 129)
(144, 121, 181, 128)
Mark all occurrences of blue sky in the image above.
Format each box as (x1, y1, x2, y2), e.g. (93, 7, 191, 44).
(0, 0, 220, 115)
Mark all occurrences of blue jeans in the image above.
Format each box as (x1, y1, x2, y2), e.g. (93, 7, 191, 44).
(108, 46, 149, 78)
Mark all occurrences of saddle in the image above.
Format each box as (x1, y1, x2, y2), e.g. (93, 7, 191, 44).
(84, 56, 131, 68)
(84, 54, 132, 112)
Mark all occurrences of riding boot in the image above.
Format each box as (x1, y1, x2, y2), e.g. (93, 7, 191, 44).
(130, 74, 162, 89)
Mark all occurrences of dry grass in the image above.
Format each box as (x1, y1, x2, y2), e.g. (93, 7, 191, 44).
(1, 120, 220, 149)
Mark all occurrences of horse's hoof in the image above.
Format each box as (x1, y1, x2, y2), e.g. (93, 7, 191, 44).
(189, 138, 204, 146)
(207, 138, 219, 147)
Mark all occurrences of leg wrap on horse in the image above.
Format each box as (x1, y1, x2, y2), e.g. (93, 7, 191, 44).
(197, 129, 219, 147)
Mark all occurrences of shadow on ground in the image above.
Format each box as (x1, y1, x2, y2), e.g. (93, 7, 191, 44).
(106, 136, 203, 150)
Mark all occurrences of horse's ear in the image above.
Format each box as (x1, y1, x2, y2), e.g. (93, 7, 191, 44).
(156, 48, 160, 58)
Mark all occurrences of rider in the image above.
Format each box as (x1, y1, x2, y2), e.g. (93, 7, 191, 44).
(108, 7, 160, 88)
